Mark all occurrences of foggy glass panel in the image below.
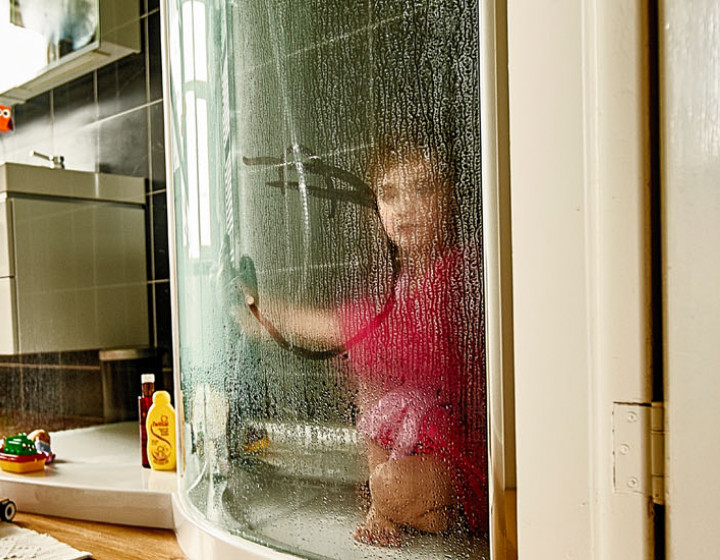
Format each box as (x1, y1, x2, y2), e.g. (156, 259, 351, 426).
(168, 1, 487, 558)
(0, 0, 99, 92)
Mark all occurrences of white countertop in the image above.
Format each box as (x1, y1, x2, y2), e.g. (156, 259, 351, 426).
(0, 163, 145, 204)
(0, 422, 176, 528)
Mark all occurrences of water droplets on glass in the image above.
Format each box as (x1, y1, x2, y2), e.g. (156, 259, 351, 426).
(168, 1, 488, 558)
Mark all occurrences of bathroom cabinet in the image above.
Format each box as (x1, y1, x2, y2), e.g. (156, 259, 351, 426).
(0, 163, 148, 354)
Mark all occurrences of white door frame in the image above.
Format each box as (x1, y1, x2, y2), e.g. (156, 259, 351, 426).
(505, 1, 655, 558)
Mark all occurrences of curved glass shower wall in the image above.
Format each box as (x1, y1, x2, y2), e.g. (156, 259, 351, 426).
(166, 1, 486, 558)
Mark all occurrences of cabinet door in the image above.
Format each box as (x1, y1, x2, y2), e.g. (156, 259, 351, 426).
(0, 277, 17, 354)
(661, 1, 720, 557)
(0, 199, 13, 278)
(0, 200, 17, 354)
(12, 197, 149, 353)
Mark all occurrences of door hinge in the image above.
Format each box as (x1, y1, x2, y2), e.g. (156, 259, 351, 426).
(613, 402, 665, 505)
(650, 401, 665, 505)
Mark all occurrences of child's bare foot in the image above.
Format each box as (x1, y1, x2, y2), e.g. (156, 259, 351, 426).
(353, 506, 401, 547)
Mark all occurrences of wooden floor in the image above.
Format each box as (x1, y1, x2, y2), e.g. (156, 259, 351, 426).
(12, 512, 188, 560)
(10, 497, 515, 560)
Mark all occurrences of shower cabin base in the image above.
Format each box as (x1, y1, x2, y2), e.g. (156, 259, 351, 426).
(225, 467, 489, 560)
(175, 455, 489, 560)
(175, 484, 489, 560)
(0, 422, 175, 528)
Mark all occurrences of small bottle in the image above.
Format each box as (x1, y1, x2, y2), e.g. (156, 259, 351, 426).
(146, 390, 176, 471)
(138, 373, 155, 468)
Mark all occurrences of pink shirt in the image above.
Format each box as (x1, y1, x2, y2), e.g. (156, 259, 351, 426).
(341, 245, 487, 533)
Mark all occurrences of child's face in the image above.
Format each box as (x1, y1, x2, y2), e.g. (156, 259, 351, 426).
(375, 156, 449, 256)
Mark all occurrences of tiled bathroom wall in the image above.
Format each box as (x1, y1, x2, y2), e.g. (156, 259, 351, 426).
(0, 1, 171, 426)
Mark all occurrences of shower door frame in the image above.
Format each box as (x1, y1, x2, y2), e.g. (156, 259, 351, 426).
(479, 0, 517, 558)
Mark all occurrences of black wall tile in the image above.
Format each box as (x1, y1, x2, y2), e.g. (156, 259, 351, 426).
(98, 108, 149, 177)
(59, 351, 101, 366)
(148, 12, 163, 102)
(0, 355, 22, 364)
(53, 74, 96, 129)
(154, 282, 173, 369)
(0, 368, 22, 411)
(20, 353, 61, 366)
(145, 194, 154, 278)
(53, 125, 98, 172)
(150, 102, 166, 191)
(97, 50, 147, 119)
(147, 283, 157, 347)
(20, 367, 63, 415)
(6, 93, 53, 156)
(152, 192, 170, 281)
(12, 93, 51, 129)
(61, 369, 104, 417)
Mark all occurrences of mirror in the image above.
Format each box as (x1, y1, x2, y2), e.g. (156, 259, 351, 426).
(0, 0, 139, 104)
(0, 0, 99, 93)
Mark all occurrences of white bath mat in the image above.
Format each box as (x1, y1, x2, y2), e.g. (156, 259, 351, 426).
(0, 523, 91, 560)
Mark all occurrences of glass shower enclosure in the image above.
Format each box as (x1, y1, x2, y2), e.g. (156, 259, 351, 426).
(164, 1, 488, 558)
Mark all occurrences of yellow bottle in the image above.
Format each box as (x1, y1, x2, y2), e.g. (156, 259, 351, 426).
(145, 390, 176, 471)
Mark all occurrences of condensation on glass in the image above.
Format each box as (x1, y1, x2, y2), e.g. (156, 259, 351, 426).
(166, 1, 487, 558)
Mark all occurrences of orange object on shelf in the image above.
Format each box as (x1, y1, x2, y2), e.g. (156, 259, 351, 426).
(0, 452, 46, 474)
(0, 105, 13, 133)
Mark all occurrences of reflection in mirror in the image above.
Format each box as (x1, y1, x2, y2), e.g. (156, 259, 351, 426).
(168, 1, 489, 559)
(0, 0, 98, 92)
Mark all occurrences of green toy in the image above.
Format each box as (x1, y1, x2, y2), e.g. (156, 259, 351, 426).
(2, 434, 37, 456)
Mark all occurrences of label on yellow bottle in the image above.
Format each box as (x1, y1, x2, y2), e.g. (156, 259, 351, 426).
(146, 390, 176, 471)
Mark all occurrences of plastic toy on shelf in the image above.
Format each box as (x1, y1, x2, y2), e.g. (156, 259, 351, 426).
(242, 426, 269, 455)
(0, 432, 51, 473)
(27, 429, 55, 464)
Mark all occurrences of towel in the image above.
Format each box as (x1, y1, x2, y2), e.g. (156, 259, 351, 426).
(0, 524, 91, 560)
